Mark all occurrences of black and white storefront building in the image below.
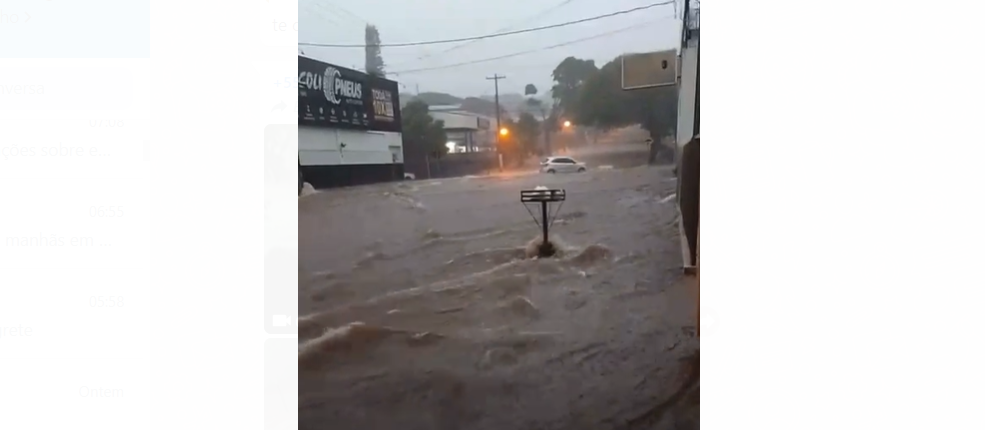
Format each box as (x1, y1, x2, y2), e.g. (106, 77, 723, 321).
(298, 56, 404, 189)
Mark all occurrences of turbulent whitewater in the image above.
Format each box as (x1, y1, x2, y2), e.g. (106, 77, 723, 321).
(298, 161, 698, 430)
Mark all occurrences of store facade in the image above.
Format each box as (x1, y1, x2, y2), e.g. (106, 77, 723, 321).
(298, 56, 404, 188)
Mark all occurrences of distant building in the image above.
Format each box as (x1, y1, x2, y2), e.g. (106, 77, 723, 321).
(428, 105, 498, 152)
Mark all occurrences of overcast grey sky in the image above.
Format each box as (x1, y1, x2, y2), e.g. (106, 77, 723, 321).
(298, 0, 681, 97)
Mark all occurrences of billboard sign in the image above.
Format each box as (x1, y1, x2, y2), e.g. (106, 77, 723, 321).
(621, 50, 678, 90)
(298, 56, 402, 132)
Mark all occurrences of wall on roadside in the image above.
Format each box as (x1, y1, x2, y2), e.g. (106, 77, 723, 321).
(299, 126, 403, 166)
(675, 40, 699, 153)
(299, 125, 406, 189)
(404, 151, 503, 179)
(565, 143, 653, 169)
(676, 35, 699, 268)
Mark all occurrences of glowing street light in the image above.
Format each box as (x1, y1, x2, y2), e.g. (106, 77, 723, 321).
(563, 120, 571, 128)
(499, 127, 510, 136)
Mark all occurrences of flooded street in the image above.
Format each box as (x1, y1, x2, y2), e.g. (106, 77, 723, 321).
(298, 154, 699, 430)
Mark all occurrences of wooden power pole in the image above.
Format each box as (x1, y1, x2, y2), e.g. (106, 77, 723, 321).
(486, 74, 506, 140)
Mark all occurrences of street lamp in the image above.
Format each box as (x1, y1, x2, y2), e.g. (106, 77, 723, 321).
(499, 127, 509, 136)
(563, 120, 571, 128)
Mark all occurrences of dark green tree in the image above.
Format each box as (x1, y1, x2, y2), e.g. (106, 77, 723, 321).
(523, 83, 547, 119)
(550, 57, 598, 119)
(573, 56, 677, 145)
(364, 25, 386, 77)
(526, 97, 547, 119)
(515, 112, 541, 156)
(401, 100, 447, 157)
(523, 83, 553, 155)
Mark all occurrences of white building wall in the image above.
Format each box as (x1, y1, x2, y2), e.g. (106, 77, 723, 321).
(430, 112, 480, 130)
(299, 126, 403, 166)
(429, 110, 498, 150)
(675, 33, 699, 270)
(676, 40, 699, 150)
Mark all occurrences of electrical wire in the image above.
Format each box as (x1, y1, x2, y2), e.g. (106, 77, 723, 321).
(319, 1, 369, 25)
(301, 2, 341, 26)
(388, 0, 584, 68)
(435, 0, 582, 56)
(298, 1, 675, 48)
(388, 18, 667, 76)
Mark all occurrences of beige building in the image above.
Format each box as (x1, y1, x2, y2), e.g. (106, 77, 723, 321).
(428, 105, 497, 152)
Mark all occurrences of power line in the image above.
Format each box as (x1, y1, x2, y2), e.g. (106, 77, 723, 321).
(299, 1, 675, 48)
(388, 0, 584, 68)
(437, 0, 583, 55)
(319, 1, 369, 24)
(389, 21, 658, 75)
(301, 2, 342, 26)
(388, 19, 667, 76)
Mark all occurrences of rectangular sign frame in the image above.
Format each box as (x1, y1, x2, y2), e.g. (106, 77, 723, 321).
(297, 56, 402, 133)
(621, 50, 679, 91)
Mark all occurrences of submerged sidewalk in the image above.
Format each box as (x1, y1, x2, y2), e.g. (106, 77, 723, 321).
(461, 169, 541, 180)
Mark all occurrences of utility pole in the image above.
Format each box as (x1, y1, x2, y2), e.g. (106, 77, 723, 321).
(693, 46, 699, 136)
(681, 0, 690, 49)
(683, 0, 699, 137)
(486, 74, 506, 140)
(677, 0, 700, 274)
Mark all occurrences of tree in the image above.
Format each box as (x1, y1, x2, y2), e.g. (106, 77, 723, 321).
(573, 56, 678, 150)
(544, 99, 562, 133)
(550, 57, 599, 119)
(401, 100, 447, 157)
(364, 25, 386, 77)
(523, 83, 552, 155)
(515, 112, 541, 156)
(523, 84, 547, 119)
(525, 97, 546, 118)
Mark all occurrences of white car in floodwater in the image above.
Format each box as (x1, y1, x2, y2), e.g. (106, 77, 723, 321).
(540, 157, 587, 174)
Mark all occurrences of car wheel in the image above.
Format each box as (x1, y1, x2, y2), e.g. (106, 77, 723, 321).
(547, 169, 556, 174)
(578, 167, 586, 173)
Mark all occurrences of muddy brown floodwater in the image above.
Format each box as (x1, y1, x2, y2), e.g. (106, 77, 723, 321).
(299, 159, 699, 430)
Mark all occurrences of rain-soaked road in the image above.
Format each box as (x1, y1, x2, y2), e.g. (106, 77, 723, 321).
(298, 153, 699, 430)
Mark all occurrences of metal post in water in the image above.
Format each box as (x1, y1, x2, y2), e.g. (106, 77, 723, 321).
(521, 188, 566, 257)
(541, 201, 549, 245)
